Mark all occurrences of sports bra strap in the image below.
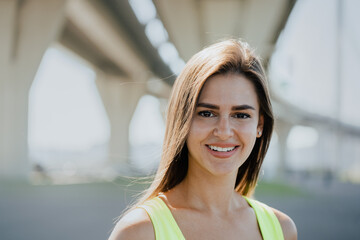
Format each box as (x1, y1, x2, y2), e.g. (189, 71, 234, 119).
(140, 196, 284, 240)
(243, 196, 284, 240)
(139, 197, 185, 240)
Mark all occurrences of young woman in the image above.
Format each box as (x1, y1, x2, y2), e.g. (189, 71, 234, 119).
(109, 39, 297, 240)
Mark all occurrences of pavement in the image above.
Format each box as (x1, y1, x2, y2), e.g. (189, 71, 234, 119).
(254, 176, 360, 239)
(0, 175, 359, 240)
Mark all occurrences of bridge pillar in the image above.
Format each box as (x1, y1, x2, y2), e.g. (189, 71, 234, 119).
(275, 119, 293, 179)
(317, 125, 338, 183)
(96, 73, 146, 169)
(0, 1, 66, 179)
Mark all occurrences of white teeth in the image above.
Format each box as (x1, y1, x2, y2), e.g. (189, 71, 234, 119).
(208, 145, 236, 152)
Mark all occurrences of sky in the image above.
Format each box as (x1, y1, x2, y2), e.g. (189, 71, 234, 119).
(28, 46, 110, 153)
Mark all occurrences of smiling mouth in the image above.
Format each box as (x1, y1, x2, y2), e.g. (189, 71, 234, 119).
(206, 145, 238, 152)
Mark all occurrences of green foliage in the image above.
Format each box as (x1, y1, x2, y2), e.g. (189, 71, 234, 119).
(255, 180, 309, 198)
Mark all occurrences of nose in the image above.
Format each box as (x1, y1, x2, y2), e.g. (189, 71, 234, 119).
(213, 116, 234, 140)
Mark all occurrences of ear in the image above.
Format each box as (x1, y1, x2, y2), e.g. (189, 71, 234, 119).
(257, 115, 264, 138)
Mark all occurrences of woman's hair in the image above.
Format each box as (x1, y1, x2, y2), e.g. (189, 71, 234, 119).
(133, 39, 274, 207)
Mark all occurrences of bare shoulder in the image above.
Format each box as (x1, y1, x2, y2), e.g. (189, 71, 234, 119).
(271, 207, 297, 240)
(108, 208, 155, 240)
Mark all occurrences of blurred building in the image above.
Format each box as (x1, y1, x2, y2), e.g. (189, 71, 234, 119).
(0, 0, 359, 183)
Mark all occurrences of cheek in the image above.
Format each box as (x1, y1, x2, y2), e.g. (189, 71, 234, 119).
(186, 119, 211, 152)
(241, 124, 259, 150)
(234, 121, 258, 136)
(188, 118, 213, 137)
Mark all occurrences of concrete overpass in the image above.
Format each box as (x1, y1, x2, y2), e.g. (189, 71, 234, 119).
(1, 0, 359, 180)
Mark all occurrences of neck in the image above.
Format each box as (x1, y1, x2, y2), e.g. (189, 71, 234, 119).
(176, 164, 242, 215)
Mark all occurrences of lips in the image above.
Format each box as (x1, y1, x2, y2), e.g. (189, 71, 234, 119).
(205, 144, 239, 158)
(207, 145, 237, 152)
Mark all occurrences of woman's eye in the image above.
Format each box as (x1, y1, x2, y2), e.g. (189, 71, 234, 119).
(234, 113, 250, 119)
(198, 111, 214, 117)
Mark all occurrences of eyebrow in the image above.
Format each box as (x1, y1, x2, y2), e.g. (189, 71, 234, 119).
(197, 102, 256, 111)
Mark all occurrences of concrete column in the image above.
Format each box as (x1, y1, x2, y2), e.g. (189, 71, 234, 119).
(0, 1, 66, 178)
(275, 119, 293, 179)
(95, 73, 146, 167)
(316, 125, 337, 184)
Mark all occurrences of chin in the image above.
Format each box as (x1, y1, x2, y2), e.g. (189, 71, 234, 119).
(205, 158, 244, 177)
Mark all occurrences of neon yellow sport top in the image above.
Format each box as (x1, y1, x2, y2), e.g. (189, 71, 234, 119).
(139, 196, 284, 240)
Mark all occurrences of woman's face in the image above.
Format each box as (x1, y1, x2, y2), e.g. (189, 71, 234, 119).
(186, 73, 263, 177)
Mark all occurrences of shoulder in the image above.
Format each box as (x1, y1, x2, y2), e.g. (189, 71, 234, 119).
(108, 208, 155, 240)
(271, 207, 297, 240)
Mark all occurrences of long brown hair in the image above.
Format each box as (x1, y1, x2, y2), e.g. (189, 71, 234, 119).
(133, 39, 273, 207)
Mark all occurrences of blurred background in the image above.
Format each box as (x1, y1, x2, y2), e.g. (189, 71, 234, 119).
(1, 0, 359, 239)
